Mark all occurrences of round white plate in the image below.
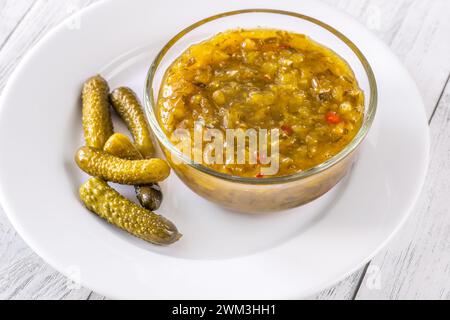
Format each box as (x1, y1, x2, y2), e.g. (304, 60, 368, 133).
(0, 0, 429, 299)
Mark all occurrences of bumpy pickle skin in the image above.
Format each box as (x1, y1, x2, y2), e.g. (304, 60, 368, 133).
(75, 146, 170, 185)
(103, 133, 143, 160)
(82, 75, 114, 148)
(104, 134, 164, 210)
(79, 178, 181, 245)
(110, 87, 155, 158)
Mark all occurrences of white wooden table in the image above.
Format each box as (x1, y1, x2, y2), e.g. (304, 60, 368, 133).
(0, 0, 449, 300)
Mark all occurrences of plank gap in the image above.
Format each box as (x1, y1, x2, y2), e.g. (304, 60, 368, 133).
(0, 1, 37, 53)
(351, 262, 370, 300)
(429, 73, 450, 124)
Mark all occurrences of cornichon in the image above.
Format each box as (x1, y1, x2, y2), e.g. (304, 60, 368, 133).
(82, 75, 114, 148)
(75, 146, 170, 185)
(104, 133, 163, 210)
(110, 87, 155, 158)
(103, 133, 142, 160)
(79, 178, 180, 245)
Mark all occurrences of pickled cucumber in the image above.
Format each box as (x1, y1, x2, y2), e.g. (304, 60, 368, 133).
(104, 133, 164, 210)
(103, 133, 142, 160)
(110, 87, 155, 158)
(82, 75, 114, 148)
(75, 146, 170, 185)
(135, 184, 163, 211)
(79, 178, 180, 245)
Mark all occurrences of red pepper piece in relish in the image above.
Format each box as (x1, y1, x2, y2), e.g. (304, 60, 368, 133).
(281, 124, 294, 136)
(325, 111, 341, 124)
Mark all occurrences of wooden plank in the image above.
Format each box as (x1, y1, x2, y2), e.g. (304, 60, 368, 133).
(0, 0, 97, 91)
(0, 0, 99, 300)
(0, 0, 35, 49)
(0, 0, 373, 301)
(0, 231, 92, 299)
(389, 0, 450, 115)
(87, 292, 109, 300)
(314, 0, 433, 300)
(316, 0, 450, 300)
(356, 75, 450, 300)
(323, 0, 450, 115)
(351, 0, 450, 300)
(312, 268, 366, 300)
(0, 0, 448, 300)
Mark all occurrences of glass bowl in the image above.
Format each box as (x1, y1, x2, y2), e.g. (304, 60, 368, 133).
(144, 9, 377, 213)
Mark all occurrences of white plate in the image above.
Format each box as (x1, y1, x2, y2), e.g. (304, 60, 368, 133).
(0, 0, 429, 299)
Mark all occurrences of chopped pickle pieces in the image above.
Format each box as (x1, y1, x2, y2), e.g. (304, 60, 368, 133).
(157, 29, 364, 177)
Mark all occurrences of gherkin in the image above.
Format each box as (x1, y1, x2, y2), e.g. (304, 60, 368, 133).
(110, 87, 155, 158)
(104, 133, 163, 210)
(103, 133, 142, 160)
(75, 146, 170, 185)
(82, 75, 114, 148)
(79, 178, 180, 245)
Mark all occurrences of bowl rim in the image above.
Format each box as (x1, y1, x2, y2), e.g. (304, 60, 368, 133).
(144, 8, 378, 185)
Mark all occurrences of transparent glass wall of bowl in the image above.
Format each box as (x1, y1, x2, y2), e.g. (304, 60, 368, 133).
(145, 10, 376, 213)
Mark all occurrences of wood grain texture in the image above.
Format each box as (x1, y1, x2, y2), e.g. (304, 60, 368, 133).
(322, 0, 450, 115)
(312, 268, 366, 300)
(0, 0, 97, 91)
(388, 0, 450, 115)
(0, 0, 448, 300)
(0, 0, 98, 300)
(0, 0, 34, 50)
(314, 0, 416, 299)
(329, 0, 450, 300)
(316, 0, 450, 300)
(355, 77, 450, 300)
